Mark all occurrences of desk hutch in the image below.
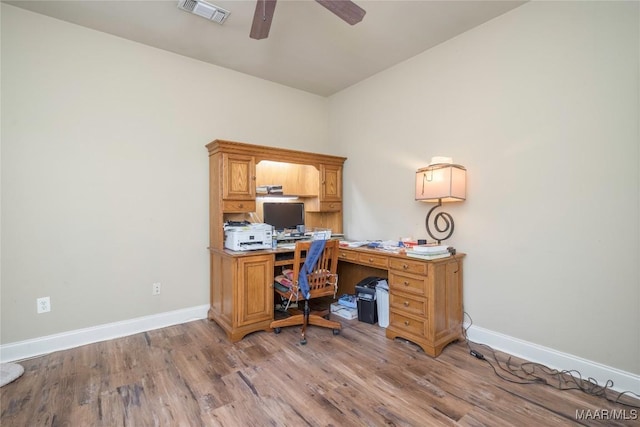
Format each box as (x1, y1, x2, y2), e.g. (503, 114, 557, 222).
(206, 139, 464, 357)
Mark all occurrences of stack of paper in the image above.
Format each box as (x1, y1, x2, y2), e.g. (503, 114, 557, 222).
(405, 245, 451, 260)
(330, 303, 358, 320)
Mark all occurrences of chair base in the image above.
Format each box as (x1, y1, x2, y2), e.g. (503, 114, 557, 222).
(270, 304, 341, 344)
(270, 313, 342, 330)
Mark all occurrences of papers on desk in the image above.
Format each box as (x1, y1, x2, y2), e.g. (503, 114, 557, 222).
(405, 245, 451, 260)
(339, 240, 404, 253)
(411, 245, 449, 254)
(277, 243, 296, 249)
(340, 240, 370, 248)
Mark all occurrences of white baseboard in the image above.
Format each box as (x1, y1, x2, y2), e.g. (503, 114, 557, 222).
(465, 323, 640, 394)
(0, 305, 210, 363)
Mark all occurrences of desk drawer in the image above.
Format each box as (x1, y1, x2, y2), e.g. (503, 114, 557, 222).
(390, 293, 427, 317)
(222, 200, 256, 213)
(338, 249, 358, 262)
(317, 201, 342, 212)
(357, 252, 389, 269)
(388, 272, 427, 297)
(389, 258, 427, 276)
(389, 310, 426, 338)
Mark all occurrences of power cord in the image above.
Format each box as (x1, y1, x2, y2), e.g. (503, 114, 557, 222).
(462, 312, 640, 409)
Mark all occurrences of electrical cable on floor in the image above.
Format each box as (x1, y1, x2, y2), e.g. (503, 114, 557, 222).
(462, 312, 640, 409)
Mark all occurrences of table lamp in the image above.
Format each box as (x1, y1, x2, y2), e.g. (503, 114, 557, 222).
(415, 157, 466, 244)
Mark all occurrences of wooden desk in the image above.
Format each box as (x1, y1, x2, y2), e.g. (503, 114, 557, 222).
(208, 245, 464, 357)
(336, 247, 465, 357)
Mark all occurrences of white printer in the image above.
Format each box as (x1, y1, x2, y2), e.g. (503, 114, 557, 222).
(224, 222, 273, 251)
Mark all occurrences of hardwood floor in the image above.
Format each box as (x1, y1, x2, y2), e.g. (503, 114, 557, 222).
(1, 318, 638, 426)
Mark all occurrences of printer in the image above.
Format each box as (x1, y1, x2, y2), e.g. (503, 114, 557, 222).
(224, 222, 273, 251)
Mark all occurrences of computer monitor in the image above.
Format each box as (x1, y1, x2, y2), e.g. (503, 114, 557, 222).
(263, 202, 305, 231)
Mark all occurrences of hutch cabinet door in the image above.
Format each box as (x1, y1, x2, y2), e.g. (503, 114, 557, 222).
(320, 164, 342, 202)
(236, 254, 274, 327)
(222, 153, 256, 200)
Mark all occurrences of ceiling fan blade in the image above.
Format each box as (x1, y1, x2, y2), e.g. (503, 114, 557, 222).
(250, 0, 277, 40)
(315, 0, 366, 25)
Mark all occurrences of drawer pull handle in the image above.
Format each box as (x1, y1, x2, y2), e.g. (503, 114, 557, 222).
(403, 281, 409, 286)
(238, 203, 243, 208)
(403, 264, 409, 270)
(369, 258, 374, 262)
(403, 301, 409, 307)
(404, 320, 410, 326)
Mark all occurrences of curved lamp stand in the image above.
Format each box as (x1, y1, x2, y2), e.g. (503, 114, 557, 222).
(425, 199, 454, 244)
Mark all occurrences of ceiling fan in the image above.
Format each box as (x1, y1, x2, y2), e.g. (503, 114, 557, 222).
(250, 0, 366, 40)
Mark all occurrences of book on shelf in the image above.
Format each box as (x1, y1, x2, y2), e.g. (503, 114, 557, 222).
(256, 185, 283, 194)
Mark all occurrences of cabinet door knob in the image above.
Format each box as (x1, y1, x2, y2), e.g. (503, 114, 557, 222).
(403, 281, 409, 286)
(403, 264, 409, 270)
(238, 203, 243, 208)
(403, 301, 409, 307)
(404, 320, 410, 326)
(369, 258, 374, 263)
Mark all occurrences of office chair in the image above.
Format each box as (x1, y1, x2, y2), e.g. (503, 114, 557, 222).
(271, 239, 341, 344)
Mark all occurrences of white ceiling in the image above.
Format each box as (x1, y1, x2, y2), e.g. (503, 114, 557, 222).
(5, 0, 527, 96)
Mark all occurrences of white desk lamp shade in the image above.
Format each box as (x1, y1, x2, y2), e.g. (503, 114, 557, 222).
(415, 163, 466, 202)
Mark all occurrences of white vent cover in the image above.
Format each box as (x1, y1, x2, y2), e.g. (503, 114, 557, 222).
(177, 0, 230, 24)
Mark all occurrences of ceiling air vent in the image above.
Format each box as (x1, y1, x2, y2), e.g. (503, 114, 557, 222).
(177, 0, 230, 24)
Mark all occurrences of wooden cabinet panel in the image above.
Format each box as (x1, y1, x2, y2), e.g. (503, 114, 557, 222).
(208, 251, 274, 342)
(357, 252, 389, 269)
(237, 254, 274, 327)
(222, 153, 255, 200)
(305, 201, 342, 212)
(388, 271, 427, 297)
(389, 258, 428, 276)
(320, 164, 342, 201)
(338, 249, 358, 262)
(222, 200, 256, 213)
(389, 292, 427, 317)
(389, 310, 427, 339)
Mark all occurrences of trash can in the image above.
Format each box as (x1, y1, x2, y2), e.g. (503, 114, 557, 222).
(355, 284, 378, 324)
(375, 279, 389, 328)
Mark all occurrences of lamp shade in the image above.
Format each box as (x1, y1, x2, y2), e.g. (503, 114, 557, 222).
(415, 163, 466, 202)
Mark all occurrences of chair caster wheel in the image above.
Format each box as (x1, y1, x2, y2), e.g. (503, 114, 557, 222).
(300, 339, 307, 345)
(274, 328, 281, 334)
(333, 329, 340, 335)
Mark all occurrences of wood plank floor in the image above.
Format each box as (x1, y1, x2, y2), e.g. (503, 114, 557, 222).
(1, 318, 638, 426)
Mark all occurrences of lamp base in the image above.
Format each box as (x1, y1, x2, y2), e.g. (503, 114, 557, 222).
(425, 199, 455, 244)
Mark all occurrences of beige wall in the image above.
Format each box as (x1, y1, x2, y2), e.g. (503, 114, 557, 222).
(329, 1, 639, 374)
(1, 4, 328, 343)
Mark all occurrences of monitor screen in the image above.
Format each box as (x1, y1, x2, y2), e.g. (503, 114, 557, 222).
(263, 202, 305, 231)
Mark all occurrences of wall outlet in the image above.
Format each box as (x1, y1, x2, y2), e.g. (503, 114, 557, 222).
(37, 296, 51, 314)
(152, 282, 161, 296)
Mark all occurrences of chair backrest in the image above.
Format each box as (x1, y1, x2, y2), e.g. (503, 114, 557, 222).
(292, 239, 339, 299)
